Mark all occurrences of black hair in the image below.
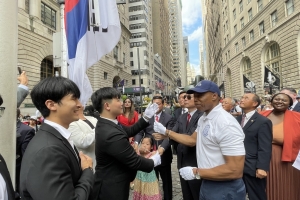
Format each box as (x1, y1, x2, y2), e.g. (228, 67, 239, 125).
(252, 94, 261, 108)
(271, 93, 293, 107)
(17, 108, 20, 119)
(140, 136, 154, 150)
(30, 77, 80, 118)
(152, 95, 164, 104)
(84, 105, 99, 119)
(0, 95, 2, 106)
(179, 91, 186, 96)
(91, 87, 121, 113)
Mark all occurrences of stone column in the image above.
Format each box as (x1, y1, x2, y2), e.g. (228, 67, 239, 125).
(18, 0, 25, 10)
(29, 0, 41, 19)
(0, 0, 18, 186)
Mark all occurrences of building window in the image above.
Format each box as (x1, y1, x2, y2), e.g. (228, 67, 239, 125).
(113, 46, 119, 60)
(125, 80, 128, 86)
(228, 50, 231, 59)
(130, 52, 133, 57)
(265, 43, 280, 73)
(286, 0, 294, 16)
(123, 53, 125, 64)
(130, 61, 134, 67)
(234, 25, 238, 35)
(226, 21, 228, 30)
(271, 10, 278, 27)
(40, 59, 54, 80)
(104, 72, 108, 80)
(240, 17, 244, 28)
(242, 58, 252, 79)
(258, 0, 263, 12)
(233, 9, 236, 20)
(132, 79, 136, 85)
(248, 8, 253, 21)
(235, 43, 239, 53)
(239, 1, 243, 13)
(41, 2, 56, 29)
(25, 0, 29, 14)
(242, 37, 246, 47)
(249, 30, 254, 42)
(259, 21, 264, 35)
(140, 79, 143, 84)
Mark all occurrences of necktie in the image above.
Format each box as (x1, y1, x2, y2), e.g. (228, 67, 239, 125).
(155, 115, 159, 122)
(240, 113, 246, 127)
(186, 113, 191, 128)
(73, 146, 81, 164)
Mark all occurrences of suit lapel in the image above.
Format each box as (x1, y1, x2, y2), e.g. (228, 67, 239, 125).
(186, 111, 199, 133)
(243, 112, 258, 131)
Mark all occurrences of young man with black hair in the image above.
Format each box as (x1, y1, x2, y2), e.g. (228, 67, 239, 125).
(91, 87, 161, 200)
(20, 77, 94, 200)
(134, 95, 175, 200)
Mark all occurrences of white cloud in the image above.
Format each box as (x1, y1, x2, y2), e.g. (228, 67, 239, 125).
(182, 0, 202, 29)
(188, 26, 203, 42)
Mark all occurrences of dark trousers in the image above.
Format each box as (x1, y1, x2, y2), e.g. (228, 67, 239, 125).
(179, 174, 202, 200)
(243, 174, 267, 200)
(200, 178, 246, 200)
(155, 164, 172, 200)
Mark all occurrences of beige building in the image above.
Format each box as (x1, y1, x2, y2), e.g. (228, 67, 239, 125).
(204, 0, 300, 98)
(17, 0, 132, 114)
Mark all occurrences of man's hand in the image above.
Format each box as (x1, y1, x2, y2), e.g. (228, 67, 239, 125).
(144, 103, 159, 119)
(18, 71, 28, 86)
(79, 151, 93, 170)
(256, 169, 267, 179)
(154, 121, 166, 135)
(158, 147, 165, 156)
(179, 166, 196, 180)
(139, 146, 150, 154)
(153, 133, 168, 140)
(149, 152, 161, 167)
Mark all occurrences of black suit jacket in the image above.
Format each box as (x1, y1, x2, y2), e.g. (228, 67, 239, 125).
(172, 110, 203, 169)
(20, 123, 93, 200)
(93, 117, 154, 200)
(0, 154, 15, 200)
(135, 111, 175, 166)
(292, 102, 300, 112)
(237, 112, 272, 176)
(16, 121, 35, 192)
(173, 107, 184, 121)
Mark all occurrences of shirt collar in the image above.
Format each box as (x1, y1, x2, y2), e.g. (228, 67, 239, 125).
(156, 111, 162, 118)
(44, 119, 72, 141)
(245, 110, 256, 119)
(188, 109, 197, 117)
(100, 116, 118, 124)
(203, 103, 223, 120)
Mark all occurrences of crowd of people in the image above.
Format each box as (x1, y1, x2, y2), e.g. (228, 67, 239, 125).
(1, 74, 300, 200)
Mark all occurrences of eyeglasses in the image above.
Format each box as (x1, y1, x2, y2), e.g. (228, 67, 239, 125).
(183, 95, 192, 100)
(0, 107, 5, 118)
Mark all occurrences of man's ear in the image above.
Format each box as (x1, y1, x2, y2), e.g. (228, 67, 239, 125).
(104, 102, 111, 111)
(45, 100, 57, 111)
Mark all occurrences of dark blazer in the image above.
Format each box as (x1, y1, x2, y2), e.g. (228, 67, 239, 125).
(292, 102, 300, 112)
(135, 112, 175, 166)
(172, 110, 202, 169)
(173, 107, 184, 121)
(237, 112, 272, 176)
(20, 123, 93, 200)
(16, 121, 35, 192)
(0, 154, 15, 200)
(93, 117, 154, 200)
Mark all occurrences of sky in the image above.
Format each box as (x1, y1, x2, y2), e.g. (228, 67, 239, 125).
(181, 0, 203, 75)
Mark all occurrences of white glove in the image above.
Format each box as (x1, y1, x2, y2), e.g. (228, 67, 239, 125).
(154, 121, 166, 135)
(150, 152, 161, 167)
(144, 103, 159, 119)
(179, 166, 196, 180)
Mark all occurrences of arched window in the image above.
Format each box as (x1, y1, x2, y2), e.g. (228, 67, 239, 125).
(242, 57, 251, 79)
(265, 43, 280, 73)
(40, 58, 54, 80)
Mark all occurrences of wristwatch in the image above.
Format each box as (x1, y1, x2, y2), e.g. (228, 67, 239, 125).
(195, 168, 201, 179)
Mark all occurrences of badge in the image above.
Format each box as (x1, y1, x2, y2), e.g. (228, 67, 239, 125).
(202, 125, 210, 137)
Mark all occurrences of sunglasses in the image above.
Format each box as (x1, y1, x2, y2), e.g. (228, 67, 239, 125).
(183, 95, 192, 100)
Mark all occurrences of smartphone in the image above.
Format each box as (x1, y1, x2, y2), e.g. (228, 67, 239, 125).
(18, 67, 22, 75)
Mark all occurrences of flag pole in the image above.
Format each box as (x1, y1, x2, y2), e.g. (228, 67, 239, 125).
(58, 0, 68, 78)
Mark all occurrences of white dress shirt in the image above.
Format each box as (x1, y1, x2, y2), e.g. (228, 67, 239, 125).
(0, 173, 8, 200)
(155, 111, 162, 121)
(188, 109, 197, 118)
(243, 110, 256, 127)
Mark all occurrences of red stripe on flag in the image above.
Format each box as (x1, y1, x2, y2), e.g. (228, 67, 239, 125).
(65, 0, 79, 13)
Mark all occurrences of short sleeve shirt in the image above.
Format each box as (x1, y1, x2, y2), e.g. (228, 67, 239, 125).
(196, 104, 245, 169)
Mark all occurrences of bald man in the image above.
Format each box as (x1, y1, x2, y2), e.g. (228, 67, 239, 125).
(222, 97, 235, 113)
